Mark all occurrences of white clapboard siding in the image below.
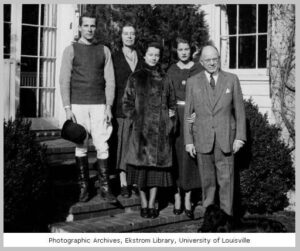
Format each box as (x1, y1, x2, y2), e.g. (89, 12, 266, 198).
(234, 71, 275, 124)
(4, 59, 16, 121)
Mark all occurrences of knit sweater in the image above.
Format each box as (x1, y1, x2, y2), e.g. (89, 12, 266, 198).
(59, 40, 115, 106)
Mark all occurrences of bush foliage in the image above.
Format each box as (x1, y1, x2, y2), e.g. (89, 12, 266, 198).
(4, 116, 50, 232)
(237, 99, 295, 214)
(86, 4, 210, 68)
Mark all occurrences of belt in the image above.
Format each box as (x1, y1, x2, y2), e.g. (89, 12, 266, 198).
(176, 100, 186, 105)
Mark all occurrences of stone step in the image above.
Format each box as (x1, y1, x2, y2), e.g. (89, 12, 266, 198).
(50, 180, 141, 222)
(41, 137, 106, 181)
(41, 138, 96, 165)
(64, 194, 142, 221)
(51, 169, 98, 185)
(35, 129, 61, 141)
(50, 186, 195, 222)
(42, 137, 118, 179)
(49, 204, 205, 233)
(49, 159, 99, 181)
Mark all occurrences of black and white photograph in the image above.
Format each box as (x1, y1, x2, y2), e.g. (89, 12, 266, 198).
(1, 1, 296, 248)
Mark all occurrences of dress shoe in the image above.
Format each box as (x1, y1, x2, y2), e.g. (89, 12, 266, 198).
(131, 185, 139, 195)
(120, 186, 131, 198)
(184, 209, 194, 219)
(173, 207, 183, 215)
(140, 207, 149, 218)
(148, 208, 159, 219)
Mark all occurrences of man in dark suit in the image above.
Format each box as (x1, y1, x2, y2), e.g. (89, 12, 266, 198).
(184, 45, 246, 230)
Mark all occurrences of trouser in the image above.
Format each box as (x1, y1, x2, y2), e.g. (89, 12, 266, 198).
(196, 139, 234, 216)
(72, 104, 113, 159)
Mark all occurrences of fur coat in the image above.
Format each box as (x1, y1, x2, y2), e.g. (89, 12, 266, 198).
(122, 63, 176, 168)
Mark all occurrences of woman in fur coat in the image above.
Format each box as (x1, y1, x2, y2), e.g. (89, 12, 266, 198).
(122, 41, 176, 219)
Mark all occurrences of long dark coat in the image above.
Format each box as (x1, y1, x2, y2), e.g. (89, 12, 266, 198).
(112, 49, 142, 118)
(122, 63, 177, 168)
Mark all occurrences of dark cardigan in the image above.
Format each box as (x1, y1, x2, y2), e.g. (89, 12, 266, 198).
(112, 49, 142, 118)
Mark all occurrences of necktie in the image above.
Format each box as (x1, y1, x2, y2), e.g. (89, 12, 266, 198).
(210, 73, 215, 90)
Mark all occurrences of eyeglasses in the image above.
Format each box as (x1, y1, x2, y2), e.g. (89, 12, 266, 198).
(202, 58, 219, 64)
(122, 32, 136, 36)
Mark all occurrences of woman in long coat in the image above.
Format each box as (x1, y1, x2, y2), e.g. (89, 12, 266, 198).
(111, 23, 142, 198)
(122, 41, 176, 219)
(167, 38, 203, 219)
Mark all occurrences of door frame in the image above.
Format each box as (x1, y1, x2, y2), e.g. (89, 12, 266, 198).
(6, 3, 59, 130)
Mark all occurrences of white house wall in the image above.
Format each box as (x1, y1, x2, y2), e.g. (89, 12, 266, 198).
(55, 4, 79, 128)
(200, 4, 275, 124)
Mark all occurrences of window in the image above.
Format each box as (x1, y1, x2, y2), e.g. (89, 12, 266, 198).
(19, 4, 57, 117)
(222, 4, 268, 69)
(4, 4, 11, 59)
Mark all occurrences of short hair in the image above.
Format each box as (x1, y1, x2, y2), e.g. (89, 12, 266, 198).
(116, 22, 137, 49)
(79, 12, 96, 26)
(172, 37, 191, 62)
(121, 22, 136, 33)
(175, 37, 190, 48)
(190, 41, 200, 57)
(144, 41, 163, 56)
(199, 44, 220, 59)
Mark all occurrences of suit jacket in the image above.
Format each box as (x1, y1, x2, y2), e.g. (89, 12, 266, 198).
(184, 70, 246, 154)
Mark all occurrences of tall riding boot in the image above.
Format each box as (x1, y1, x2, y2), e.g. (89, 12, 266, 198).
(97, 159, 117, 203)
(75, 156, 90, 202)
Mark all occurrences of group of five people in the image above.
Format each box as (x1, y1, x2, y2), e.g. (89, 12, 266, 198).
(60, 12, 246, 229)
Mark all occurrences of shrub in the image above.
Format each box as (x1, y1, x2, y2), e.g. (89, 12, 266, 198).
(4, 115, 50, 232)
(87, 4, 210, 67)
(236, 99, 295, 215)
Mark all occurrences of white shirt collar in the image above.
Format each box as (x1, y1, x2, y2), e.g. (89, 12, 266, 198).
(78, 37, 92, 45)
(122, 47, 138, 72)
(204, 70, 219, 85)
(176, 61, 194, 70)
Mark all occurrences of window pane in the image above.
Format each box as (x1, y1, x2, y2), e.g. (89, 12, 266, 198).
(229, 37, 236, 68)
(4, 23, 11, 58)
(259, 5, 268, 33)
(41, 5, 57, 27)
(238, 36, 256, 68)
(20, 57, 37, 87)
(40, 5, 45, 26)
(39, 89, 55, 117)
(52, 5, 57, 27)
(227, 5, 237, 35)
(4, 4, 11, 22)
(239, 5, 256, 34)
(21, 25, 38, 56)
(40, 59, 55, 87)
(40, 27, 56, 57)
(22, 4, 39, 25)
(20, 89, 37, 117)
(258, 35, 267, 68)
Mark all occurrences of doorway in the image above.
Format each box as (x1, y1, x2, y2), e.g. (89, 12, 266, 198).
(4, 4, 57, 119)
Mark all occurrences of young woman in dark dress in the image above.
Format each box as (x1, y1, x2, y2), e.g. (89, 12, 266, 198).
(167, 38, 204, 218)
(122, 42, 177, 219)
